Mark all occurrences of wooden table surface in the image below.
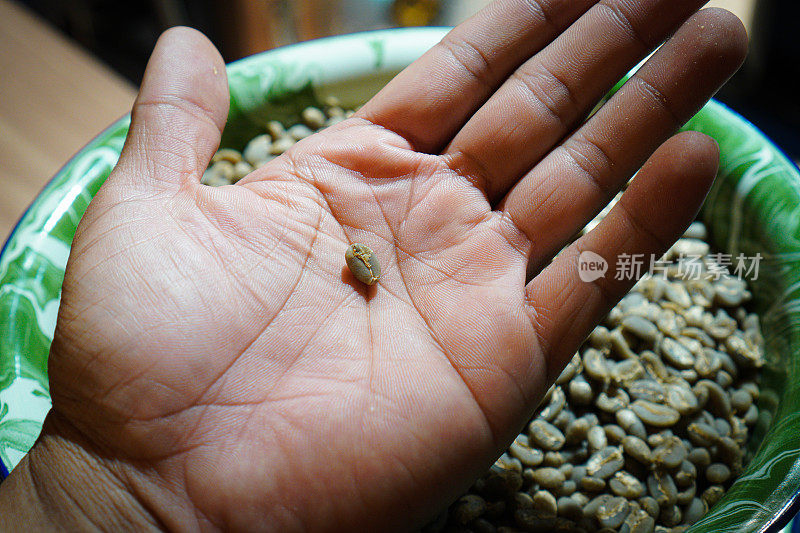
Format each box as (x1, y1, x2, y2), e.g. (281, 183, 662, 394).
(0, 0, 137, 244)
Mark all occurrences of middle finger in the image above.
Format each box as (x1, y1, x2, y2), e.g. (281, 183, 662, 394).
(442, 0, 707, 202)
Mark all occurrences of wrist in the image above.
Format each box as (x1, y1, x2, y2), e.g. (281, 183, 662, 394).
(0, 413, 160, 531)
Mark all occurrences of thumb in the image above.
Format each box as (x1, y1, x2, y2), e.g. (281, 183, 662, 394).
(114, 26, 229, 191)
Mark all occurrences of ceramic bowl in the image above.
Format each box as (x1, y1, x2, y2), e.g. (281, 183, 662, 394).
(1, 27, 799, 532)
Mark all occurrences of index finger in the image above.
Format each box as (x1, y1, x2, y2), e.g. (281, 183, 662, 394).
(356, 0, 598, 153)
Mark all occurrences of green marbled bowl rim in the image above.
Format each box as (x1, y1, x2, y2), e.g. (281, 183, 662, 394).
(1, 27, 799, 532)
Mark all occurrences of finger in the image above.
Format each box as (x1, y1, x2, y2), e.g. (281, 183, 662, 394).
(525, 131, 719, 380)
(356, 0, 598, 153)
(443, 0, 709, 200)
(114, 27, 228, 191)
(504, 8, 747, 273)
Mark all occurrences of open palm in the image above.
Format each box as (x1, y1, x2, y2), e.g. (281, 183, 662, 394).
(3, 1, 746, 531)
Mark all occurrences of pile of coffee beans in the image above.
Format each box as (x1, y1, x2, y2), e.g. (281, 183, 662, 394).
(201, 99, 353, 186)
(433, 224, 764, 533)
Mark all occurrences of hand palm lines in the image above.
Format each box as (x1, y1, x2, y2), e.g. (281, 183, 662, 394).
(198, 132, 532, 409)
(95, 130, 531, 438)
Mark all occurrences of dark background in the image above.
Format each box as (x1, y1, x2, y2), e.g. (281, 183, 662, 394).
(18, 0, 800, 161)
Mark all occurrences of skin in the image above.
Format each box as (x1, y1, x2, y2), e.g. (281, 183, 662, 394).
(0, 0, 747, 531)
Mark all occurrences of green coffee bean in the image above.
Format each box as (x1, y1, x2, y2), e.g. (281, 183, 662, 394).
(687, 447, 712, 469)
(301, 106, 327, 129)
(568, 376, 594, 405)
(286, 123, 313, 141)
(581, 476, 607, 492)
(622, 436, 652, 464)
(631, 400, 680, 427)
(676, 482, 696, 506)
(270, 135, 294, 154)
(597, 390, 630, 413)
(683, 498, 707, 526)
(664, 283, 692, 308)
(715, 278, 747, 307)
(741, 381, 760, 400)
(556, 355, 581, 385)
(345, 243, 381, 285)
(681, 326, 715, 348)
(509, 440, 543, 467)
(539, 387, 566, 421)
(552, 409, 574, 433)
(529, 420, 566, 451)
(714, 417, 732, 438)
(605, 424, 628, 443)
(211, 147, 243, 164)
(532, 490, 558, 517)
(716, 350, 739, 378)
(609, 471, 646, 499)
(695, 380, 731, 417)
(557, 496, 584, 521)
(532, 467, 565, 490)
(731, 389, 752, 414)
(647, 471, 677, 506)
(572, 492, 590, 508)
(665, 383, 698, 415)
(640, 351, 670, 381)
(588, 426, 608, 451)
(656, 312, 684, 338)
(744, 404, 759, 426)
(659, 504, 682, 527)
(584, 348, 611, 383)
(621, 316, 659, 343)
(647, 431, 672, 448)
(620, 508, 655, 533)
(242, 134, 272, 165)
(614, 359, 646, 383)
(265, 120, 286, 139)
(638, 496, 660, 519)
(206, 160, 235, 182)
(586, 447, 625, 479)
(660, 337, 694, 369)
(706, 463, 731, 484)
(543, 451, 566, 467)
(557, 479, 577, 497)
(616, 409, 648, 440)
(565, 417, 590, 444)
(628, 380, 666, 403)
(716, 370, 734, 388)
(694, 348, 723, 377)
(701, 485, 724, 508)
(590, 326, 613, 349)
(652, 437, 688, 469)
(611, 328, 639, 359)
(584, 494, 614, 518)
(597, 497, 631, 529)
(674, 460, 697, 488)
(453, 494, 487, 524)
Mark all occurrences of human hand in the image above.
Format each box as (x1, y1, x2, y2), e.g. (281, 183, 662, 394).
(0, 1, 746, 530)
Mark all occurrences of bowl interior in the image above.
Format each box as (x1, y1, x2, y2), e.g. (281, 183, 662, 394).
(1, 27, 799, 532)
